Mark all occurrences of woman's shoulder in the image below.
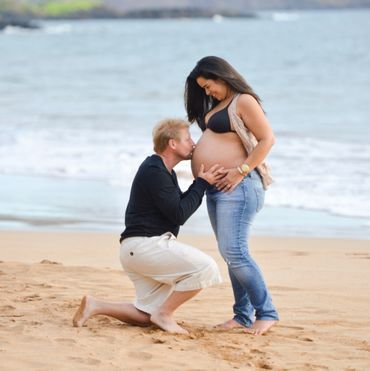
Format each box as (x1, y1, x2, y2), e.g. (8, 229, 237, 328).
(235, 93, 261, 115)
(236, 93, 259, 106)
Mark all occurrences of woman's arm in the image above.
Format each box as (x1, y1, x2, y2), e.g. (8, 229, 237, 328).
(215, 94, 275, 192)
(237, 94, 275, 171)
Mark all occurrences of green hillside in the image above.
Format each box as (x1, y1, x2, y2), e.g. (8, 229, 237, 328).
(0, 0, 102, 17)
(1, 0, 369, 18)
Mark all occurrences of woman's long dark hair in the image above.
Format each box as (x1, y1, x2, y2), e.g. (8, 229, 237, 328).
(184, 56, 262, 126)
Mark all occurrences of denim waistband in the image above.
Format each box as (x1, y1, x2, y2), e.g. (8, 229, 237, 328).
(207, 169, 262, 192)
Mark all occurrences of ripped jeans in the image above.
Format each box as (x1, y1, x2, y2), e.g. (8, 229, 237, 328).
(206, 170, 279, 327)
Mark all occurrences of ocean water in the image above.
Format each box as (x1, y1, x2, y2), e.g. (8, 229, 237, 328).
(0, 9, 369, 238)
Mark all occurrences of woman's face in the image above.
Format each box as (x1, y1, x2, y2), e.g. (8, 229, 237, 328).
(196, 76, 230, 101)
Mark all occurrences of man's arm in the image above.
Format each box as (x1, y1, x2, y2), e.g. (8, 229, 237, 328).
(146, 167, 208, 226)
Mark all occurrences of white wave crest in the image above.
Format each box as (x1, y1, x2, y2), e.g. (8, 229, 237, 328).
(0, 129, 369, 220)
(272, 12, 300, 22)
(43, 24, 72, 34)
(3, 23, 72, 35)
(266, 137, 370, 218)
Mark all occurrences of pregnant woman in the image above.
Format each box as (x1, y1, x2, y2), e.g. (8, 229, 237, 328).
(185, 56, 279, 335)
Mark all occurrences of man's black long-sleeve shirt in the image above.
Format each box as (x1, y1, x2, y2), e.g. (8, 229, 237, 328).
(120, 155, 209, 242)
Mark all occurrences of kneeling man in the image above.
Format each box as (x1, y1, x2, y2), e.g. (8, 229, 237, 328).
(73, 118, 223, 334)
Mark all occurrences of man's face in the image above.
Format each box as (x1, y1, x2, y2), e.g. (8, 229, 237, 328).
(173, 128, 195, 160)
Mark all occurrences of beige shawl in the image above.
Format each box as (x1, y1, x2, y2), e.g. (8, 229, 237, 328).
(228, 93, 272, 189)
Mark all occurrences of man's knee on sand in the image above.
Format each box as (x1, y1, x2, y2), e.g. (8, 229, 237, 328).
(202, 257, 222, 285)
(175, 255, 222, 291)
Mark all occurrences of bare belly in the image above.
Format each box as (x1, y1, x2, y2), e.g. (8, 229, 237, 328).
(191, 129, 247, 177)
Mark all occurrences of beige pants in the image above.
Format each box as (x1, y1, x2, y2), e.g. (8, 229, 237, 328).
(120, 232, 222, 314)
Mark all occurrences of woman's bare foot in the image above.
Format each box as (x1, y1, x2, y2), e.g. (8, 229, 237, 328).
(150, 311, 188, 334)
(245, 320, 278, 335)
(215, 319, 245, 329)
(73, 296, 96, 327)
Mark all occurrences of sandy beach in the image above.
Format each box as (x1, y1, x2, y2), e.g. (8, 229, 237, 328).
(0, 231, 369, 370)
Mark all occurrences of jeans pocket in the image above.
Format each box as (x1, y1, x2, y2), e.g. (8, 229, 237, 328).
(254, 184, 265, 213)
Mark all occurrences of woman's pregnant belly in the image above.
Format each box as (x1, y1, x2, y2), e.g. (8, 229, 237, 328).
(191, 129, 247, 177)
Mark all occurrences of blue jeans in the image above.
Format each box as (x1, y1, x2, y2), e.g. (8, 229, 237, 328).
(206, 170, 279, 327)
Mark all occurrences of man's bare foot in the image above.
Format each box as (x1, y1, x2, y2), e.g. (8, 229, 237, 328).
(245, 320, 278, 335)
(73, 295, 96, 327)
(215, 319, 245, 329)
(150, 311, 188, 334)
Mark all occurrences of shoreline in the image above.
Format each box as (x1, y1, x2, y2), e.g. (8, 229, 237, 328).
(1, 174, 369, 240)
(1, 208, 368, 239)
(1, 230, 369, 369)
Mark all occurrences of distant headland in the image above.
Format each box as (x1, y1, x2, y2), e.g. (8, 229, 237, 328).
(1, 0, 369, 30)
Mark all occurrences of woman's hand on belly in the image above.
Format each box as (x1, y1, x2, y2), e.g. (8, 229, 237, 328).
(215, 167, 244, 193)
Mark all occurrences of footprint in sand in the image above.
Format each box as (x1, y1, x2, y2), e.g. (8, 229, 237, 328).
(27, 321, 42, 326)
(69, 356, 101, 365)
(86, 358, 101, 366)
(278, 325, 305, 330)
(257, 361, 274, 370)
(33, 283, 53, 289)
(360, 342, 370, 352)
(39, 260, 62, 265)
(0, 305, 24, 319)
(93, 335, 116, 342)
(151, 336, 166, 344)
(128, 351, 153, 360)
(55, 338, 77, 345)
(291, 251, 309, 256)
(250, 348, 265, 355)
(19, 294, 42, 302)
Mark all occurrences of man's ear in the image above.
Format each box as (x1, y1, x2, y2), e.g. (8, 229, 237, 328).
(168, 138, 176, 150)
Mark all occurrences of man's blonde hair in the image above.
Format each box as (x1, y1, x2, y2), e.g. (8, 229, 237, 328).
(152, 118, 190, 153)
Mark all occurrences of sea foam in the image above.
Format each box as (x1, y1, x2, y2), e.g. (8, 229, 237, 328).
(0, 127, 369, 220)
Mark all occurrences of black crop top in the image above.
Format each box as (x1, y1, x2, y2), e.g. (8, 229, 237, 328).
(200, 101, 233, 133)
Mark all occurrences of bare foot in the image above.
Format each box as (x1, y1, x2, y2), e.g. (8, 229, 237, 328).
(73, 296, 96, 327)
(150, 311, 188, 334)
(245, 320, 278, 335)
(215, 319, 245, 329)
